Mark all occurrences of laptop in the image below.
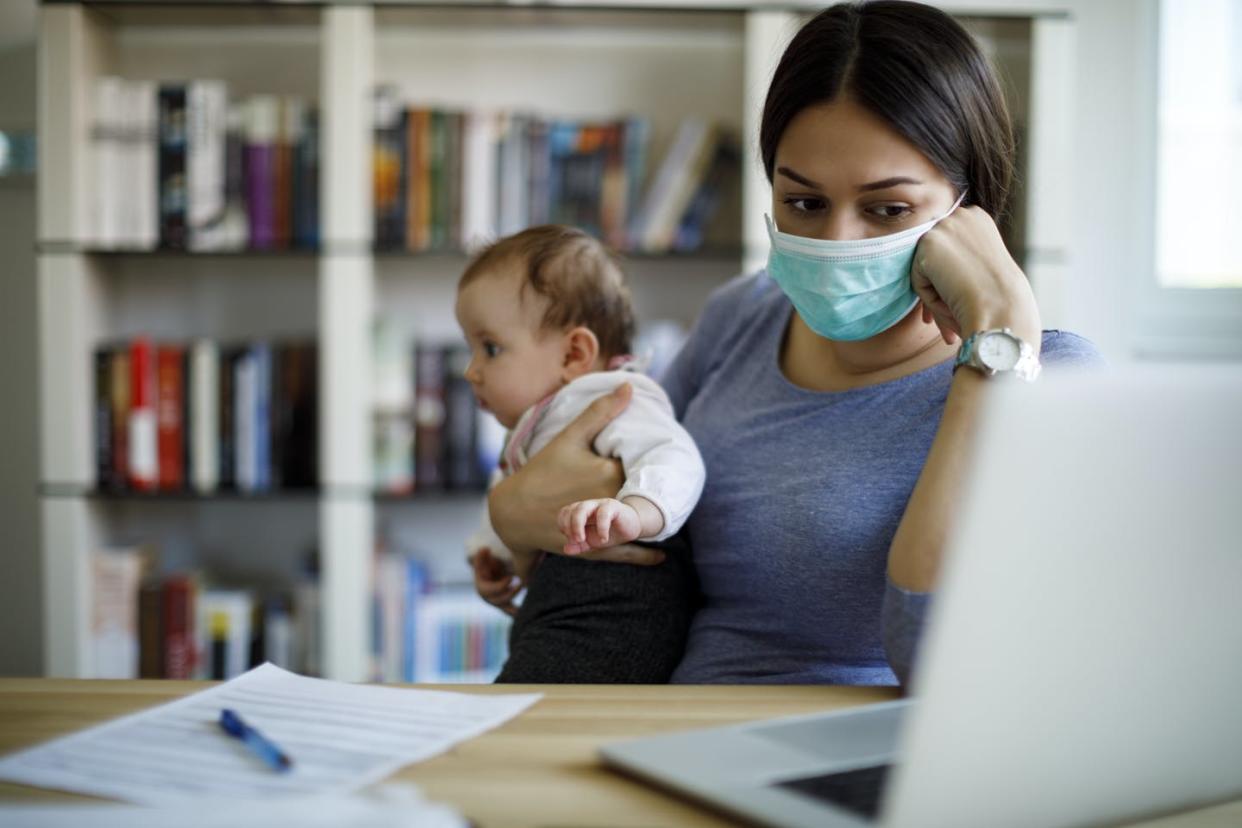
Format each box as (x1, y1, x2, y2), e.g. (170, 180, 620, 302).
(600, 367, 1242, 828)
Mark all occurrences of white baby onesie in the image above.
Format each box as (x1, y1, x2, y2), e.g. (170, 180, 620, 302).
(465, 363, 706, 563)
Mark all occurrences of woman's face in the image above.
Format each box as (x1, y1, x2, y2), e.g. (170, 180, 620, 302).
(771, 95, 959, 241)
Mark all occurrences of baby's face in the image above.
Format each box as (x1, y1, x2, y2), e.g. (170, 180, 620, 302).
(454, 263, 567, 430)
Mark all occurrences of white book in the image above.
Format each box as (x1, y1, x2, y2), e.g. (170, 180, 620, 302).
(91, 76, 124, 248)
(263, 600, 294, 670)
(132, 80, 160, 250)
(190, 339, 220, 493)
(195, 589, 253, 680)
(187, 80, 228, 251)
(497, 113, 529, 236)
(376, 553, 408, 683)
(631, 118, 710, 252)
(235, 350, 256, 492)
(91, 547, 144, 679)
(460, 109, 498, 250)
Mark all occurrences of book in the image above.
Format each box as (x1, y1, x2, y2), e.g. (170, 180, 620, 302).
(127, 338, 158, 491)
(273, 343, 318, 489)
(444, 345, 483, 491)
(190, 339, 220, 493)
(244, 95, 280, 250)
(156, 344, 186, 491)
(137, 576, 163, 679)
(195, 589, 254, 680)
(91, 547, 145, 679)
(109, 348, 131, 487)
(630, 118, 718, 252)
(161, 573, 197, 680)
(157, 84, 189, 249)
(94, 348, 115, 490)
(293, 108, 320, 249)
(186, 80, 228, 251)
(413, 344, 447, 492)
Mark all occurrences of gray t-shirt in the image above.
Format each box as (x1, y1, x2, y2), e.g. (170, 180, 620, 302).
(660, 271, 1104, 685)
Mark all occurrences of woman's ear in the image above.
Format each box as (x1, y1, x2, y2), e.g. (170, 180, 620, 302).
(561, 326, 601, 382)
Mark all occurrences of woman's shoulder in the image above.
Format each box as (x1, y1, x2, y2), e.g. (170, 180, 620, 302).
(693, 270, 785, 336)
(1039, 330, 1107, 369)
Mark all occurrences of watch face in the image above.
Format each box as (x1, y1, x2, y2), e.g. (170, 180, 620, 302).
(978, 332, 1021, 371)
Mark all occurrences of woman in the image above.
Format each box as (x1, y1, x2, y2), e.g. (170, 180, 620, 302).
(480, 0, 1102, 685)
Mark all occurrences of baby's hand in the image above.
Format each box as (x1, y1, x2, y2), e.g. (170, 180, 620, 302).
(470, 547, 522, 617)
(557, 498, 644, 555)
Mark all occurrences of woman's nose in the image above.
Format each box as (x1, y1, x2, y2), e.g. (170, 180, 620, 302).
(820, 209, 868, 242)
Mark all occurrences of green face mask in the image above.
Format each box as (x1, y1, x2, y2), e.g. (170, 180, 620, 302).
(764, 193, 965, 342)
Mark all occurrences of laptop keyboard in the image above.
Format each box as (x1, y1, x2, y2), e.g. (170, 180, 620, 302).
(774, 763, 893, 820)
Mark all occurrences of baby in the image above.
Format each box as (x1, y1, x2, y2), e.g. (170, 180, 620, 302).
(455, 224, 705, 683)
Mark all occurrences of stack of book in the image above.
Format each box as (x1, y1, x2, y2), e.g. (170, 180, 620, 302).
(372, 88, 739, 255)
(91, 77, 318, 251)
(92, 546, 319, 680)
(372, 554, 511, 684)
(93, 338, 318, 494)
(372, 321, 503, 496)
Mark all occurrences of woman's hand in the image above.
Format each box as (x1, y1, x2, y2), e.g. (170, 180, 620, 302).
(487, 383, 666, 566)
(910, 206, 1041, 349)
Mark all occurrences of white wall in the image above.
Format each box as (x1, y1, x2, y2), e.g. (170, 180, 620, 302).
(0, 35, 41, 677)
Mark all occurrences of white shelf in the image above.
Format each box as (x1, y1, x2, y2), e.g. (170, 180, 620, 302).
(37, 0, 1065, 681)
(35, 0, 755, 682)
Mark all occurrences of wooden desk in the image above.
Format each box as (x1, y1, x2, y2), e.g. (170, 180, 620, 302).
(1, 679, 1238, 827)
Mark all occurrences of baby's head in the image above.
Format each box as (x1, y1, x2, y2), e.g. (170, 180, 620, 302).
(454, 225, 635, 429)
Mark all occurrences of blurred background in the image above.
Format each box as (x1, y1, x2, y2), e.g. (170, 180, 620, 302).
(0, 0, 1238, 683)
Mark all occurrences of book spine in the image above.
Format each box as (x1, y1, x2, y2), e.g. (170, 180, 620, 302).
(138, 577, 163, 678)
(110, 349, 131, 487)
(253, 343, 272, 491)
(186, 80, 228, 251)
(94, 347, 115, 490)
(235, 349, 256, 492)
(162, 575, 196, 680)
(245, 96, 279, 250)
(413, 344, 446, 492)
(218, 346, 237, 490)
(91, 548, 143, 679)
(156, 344, 185, 490)
(444, 345, 481, 490)
(295, 108, 320, 249)
(157, 84, 188, 249)
(127, 338, 158, 491)
(430, 110, 448, 249)
(191, 340, 220, 493)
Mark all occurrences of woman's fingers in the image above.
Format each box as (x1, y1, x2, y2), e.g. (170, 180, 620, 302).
(557, 383, 632, 447)
(576, 543, 666, 566)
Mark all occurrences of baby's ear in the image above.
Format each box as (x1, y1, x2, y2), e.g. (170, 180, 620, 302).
(561, 326, 601, 382)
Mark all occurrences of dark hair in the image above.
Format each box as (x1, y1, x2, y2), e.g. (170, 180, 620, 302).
(759, 1, 1015, 218)
(459, 225, 635, 359)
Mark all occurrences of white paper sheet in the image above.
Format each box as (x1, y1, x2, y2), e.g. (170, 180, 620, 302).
(0, 663, 540, 804)
(0, 783, 467, 828)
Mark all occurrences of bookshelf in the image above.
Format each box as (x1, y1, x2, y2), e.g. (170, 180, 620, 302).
(37, 0, 1071, 682)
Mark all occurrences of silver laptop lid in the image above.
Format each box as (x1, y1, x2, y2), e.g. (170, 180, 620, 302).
(885, 368, 1242, 828)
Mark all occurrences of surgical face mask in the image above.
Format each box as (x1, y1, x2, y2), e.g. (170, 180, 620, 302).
(764, 192, 965, 342)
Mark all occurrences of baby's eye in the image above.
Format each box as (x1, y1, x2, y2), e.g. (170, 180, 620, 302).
(483, 341, 501, 358)
(783, 196, 826, 215)
(866, 203, 913, 221)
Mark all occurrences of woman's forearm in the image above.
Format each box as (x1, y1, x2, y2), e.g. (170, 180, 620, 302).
(887, 369, 990, 591)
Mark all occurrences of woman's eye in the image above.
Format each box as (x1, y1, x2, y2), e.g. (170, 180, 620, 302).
(867, 204, 913, 220)
(483, 341, 501, 358)
(783, 196, 826, 215)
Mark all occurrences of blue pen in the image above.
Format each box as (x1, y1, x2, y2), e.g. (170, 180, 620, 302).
(218, 708, 293, 772)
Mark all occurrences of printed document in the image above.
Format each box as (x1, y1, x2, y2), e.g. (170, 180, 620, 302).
(0, 663, 540, 804)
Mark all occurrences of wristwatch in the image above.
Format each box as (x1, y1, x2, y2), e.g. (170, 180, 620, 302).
(953, 328, 1041, 382)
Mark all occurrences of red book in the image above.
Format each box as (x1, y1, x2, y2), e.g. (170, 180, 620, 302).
(162, 574, 197, 680)
(156, 345, 185, 490)
(127, 338, 158, 491)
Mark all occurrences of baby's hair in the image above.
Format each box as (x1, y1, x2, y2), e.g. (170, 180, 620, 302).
(459, 225, 635, 359)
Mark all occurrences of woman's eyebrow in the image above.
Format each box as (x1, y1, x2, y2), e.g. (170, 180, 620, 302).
(858, 176, 924, 192)
(776, 166, 821, 188)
